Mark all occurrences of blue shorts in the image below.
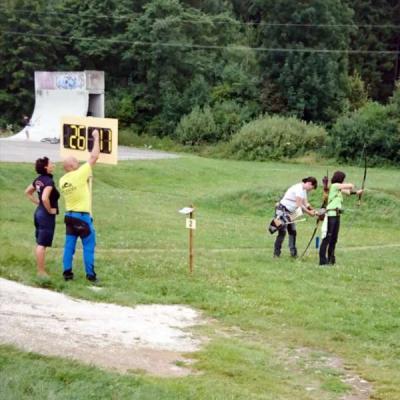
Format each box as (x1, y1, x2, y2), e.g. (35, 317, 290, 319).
(34, 208, 56, 247)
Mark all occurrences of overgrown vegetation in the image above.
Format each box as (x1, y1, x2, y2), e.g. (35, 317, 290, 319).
(1, 0, 399, 164)
(329, 83, 400, 165)
(228, 115, 327, 161)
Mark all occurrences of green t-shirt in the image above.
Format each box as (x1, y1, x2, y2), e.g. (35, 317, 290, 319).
(327, 183, 343, 216)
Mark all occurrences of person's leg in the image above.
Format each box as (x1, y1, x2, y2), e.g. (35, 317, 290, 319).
(287, 223, 297, 257)
(319, 234, 330, 265)
(63, 234, 77, 279)
(274, 227, 287, 257)
(35, 212, 55, 276)
(328, 217, 340, 264)
(320, 217, 336, 265)
(35, 245, 48, 276)
(81, 216, 97, 280)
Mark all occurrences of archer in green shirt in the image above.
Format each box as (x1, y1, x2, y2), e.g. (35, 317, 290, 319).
(319, 171, 364, 266)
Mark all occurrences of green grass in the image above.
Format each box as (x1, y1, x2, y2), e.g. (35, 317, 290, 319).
(0, 156, 399, 399)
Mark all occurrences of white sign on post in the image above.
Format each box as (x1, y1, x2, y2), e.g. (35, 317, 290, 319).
(186, 218, 196, 230)
(179, 207, 194, 215)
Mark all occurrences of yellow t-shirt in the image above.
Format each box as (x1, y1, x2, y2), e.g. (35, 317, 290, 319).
(59, 163, 92, 213)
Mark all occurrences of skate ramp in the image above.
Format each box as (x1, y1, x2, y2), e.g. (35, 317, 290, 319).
(5, 71, 104, 142)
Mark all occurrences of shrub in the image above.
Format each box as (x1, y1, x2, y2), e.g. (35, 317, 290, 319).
(175, 105, 217, 145)
(212, 100, 259, 141)
(228, 115, 327, 161)
(329, 100, 400, 165)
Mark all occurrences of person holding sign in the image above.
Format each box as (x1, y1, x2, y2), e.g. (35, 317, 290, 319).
(25, 157, 59, 277)
(59, 129, 100, 282)
(272, 177, 318, 258)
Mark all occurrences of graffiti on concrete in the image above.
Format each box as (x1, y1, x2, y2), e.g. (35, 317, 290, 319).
(56, 73, 85, 90)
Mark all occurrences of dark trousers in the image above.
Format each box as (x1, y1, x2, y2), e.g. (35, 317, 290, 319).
(319, 216, 340, 265)
(274, 223, 297, 257)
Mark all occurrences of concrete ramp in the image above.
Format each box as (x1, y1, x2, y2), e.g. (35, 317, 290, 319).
(5, 71, 104, 142)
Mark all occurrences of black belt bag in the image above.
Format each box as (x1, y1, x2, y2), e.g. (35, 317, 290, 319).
(64, 216, 91, 238)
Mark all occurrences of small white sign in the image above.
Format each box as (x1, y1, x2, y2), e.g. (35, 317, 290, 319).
(179, 207, 194, 215)
(186, 218, 196, 229)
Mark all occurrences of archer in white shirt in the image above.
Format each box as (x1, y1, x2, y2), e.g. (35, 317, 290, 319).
(274, 177, 317, 258)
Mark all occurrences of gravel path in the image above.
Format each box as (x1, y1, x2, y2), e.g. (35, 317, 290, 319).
(0, 278, 203, 376)
(0, 140, 178, 163)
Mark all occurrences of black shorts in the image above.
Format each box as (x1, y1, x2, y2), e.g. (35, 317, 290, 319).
(34, 208, 56, 247)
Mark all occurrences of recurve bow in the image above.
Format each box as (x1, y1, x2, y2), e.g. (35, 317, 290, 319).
(358, 146, 367, 206)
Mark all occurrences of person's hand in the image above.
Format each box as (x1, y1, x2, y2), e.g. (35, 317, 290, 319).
(49, 208, 57, 215)
(308, 209, 316, 217)
(356, 189, 364, 196)
(91, 129, 99, 140)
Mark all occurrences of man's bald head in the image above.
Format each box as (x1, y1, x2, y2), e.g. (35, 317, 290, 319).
(63, 156, 79, 172)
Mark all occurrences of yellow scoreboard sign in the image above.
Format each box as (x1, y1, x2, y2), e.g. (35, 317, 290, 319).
(60, 116, 118, 165)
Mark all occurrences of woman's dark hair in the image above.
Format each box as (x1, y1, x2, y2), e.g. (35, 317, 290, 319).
(302, 176, 318, 189)
(35, 157, 49, 174)
(331, 171, 346, 184)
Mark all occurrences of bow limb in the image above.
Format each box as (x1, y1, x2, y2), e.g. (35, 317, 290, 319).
(300, 221, 319, 258)
(358, 147, 367, 206)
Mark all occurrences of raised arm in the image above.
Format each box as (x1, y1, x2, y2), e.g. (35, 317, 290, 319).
(337, 182, 364, 196)
(88, 129, 100, 167)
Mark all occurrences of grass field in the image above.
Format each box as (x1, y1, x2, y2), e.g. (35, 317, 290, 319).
(0, 155, 399, 399)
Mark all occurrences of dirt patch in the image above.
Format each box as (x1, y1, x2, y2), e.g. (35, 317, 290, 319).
(217, 326, 373, 400)
(283, 347, 373, 400)
(0, 278, 204, 376)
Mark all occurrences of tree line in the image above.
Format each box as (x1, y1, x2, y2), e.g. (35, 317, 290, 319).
(1, 0, 399, 163)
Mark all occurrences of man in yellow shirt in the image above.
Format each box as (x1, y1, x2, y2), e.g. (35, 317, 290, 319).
(59, 130, 100, 282)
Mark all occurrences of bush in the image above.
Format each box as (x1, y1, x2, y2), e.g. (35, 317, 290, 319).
(228, 115, 327, 161)
(175, 105, 217, 145)
(212, 100, 259, 141)
(329, 100, 400, 165)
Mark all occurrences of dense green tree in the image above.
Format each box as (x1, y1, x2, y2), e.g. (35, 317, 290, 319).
(347, 71, 369, 111)
(1, 0, 398, 144)
(252, 0, 353, 124)
(121, 0, 252, 135)
(0, 0, 66, 125)
(344, 0, 400, 102)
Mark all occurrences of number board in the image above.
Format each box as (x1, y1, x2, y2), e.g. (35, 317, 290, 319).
(60, 116, 118, 165)
(186, 218, 196, 230)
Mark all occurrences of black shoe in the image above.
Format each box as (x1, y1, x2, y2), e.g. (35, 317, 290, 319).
(86, 274, 98, 283)
(319, 260, 332, 267)
(63, 269, 74, 281)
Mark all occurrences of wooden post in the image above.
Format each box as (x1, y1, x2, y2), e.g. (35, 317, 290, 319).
(189, 206, 194, 273)
(179, 205, 195, 274)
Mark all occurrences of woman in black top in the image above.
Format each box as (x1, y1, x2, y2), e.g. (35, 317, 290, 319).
(25, 157, 60, 277)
